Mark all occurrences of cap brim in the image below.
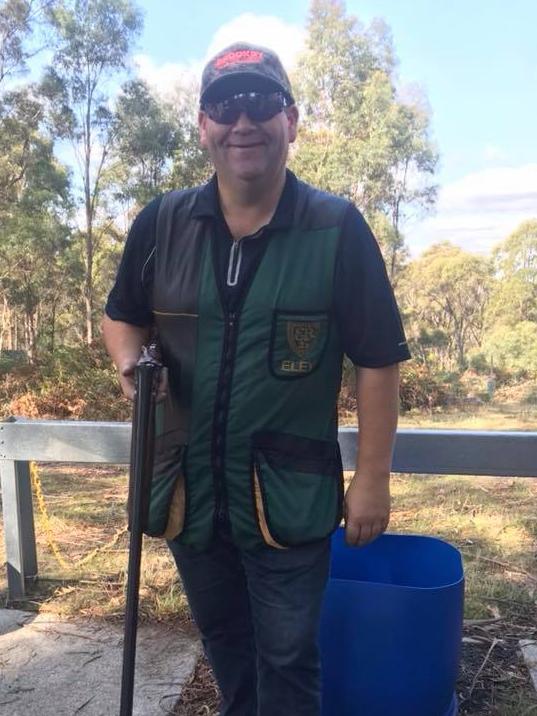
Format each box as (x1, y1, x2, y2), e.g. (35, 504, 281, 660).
(200, 72, 291, 104)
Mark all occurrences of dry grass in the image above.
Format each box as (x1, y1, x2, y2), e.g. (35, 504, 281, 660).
(389, 473, 537, 715)
(0, 464, 189, 623)
(174, 657, 219, 716)
(398, 406, 537, 431)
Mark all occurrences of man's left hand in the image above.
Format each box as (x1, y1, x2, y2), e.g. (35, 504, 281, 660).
(344, 472, 391, 547)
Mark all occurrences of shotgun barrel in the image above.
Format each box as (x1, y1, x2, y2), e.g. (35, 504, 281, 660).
(120, 349, 161, 716)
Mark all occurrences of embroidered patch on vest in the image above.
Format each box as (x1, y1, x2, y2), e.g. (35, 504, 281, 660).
(286, 321, 321, 358)
(270, 312, 329, 378)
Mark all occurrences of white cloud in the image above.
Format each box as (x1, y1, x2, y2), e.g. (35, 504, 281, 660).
(134, 54, 201, 100)
(482, 144, 507, 162)
(205, 13, 305, 71)
(406, 164, 537, 256)
(134, 14, 304, 100)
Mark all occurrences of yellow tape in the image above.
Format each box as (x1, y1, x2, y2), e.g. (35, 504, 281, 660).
(30, 462, 127, 570)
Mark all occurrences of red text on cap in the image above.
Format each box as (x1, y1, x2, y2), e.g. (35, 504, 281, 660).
(215, 50, 264, 69)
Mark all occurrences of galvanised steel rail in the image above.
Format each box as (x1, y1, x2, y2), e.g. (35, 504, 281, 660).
(1, 417, 537, 600)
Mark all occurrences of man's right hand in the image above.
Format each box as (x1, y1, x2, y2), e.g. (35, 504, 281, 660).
(102, 316, 158, 401)
(118, 361, 168, 402)
(118, 360, 138, 401)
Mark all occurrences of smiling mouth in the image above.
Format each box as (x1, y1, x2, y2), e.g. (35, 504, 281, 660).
(229, 143, 264, 148)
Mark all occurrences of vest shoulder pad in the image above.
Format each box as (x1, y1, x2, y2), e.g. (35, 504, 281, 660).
(156, 187, 200, 241)
(293, 180, 350, 231)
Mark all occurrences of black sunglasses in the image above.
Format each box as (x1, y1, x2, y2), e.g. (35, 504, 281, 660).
(202, 91, 290, 125)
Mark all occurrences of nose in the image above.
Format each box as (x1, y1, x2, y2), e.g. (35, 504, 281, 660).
(232, 111, 256, 130)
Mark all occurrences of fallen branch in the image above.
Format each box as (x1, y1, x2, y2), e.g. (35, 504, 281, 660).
(468, 637, 500, 698)
(463, 552, 537, 583)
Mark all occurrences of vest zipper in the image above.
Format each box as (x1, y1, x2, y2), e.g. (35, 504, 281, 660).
(213, 310, 237, 523)
(211, 227, 269, 531)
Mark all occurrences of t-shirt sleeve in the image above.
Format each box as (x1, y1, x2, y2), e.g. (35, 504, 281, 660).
(104, 195, 162, 326)
(334, 204, 411, 367)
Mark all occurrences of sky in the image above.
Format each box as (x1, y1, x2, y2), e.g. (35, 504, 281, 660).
(50, 0, 537, 257)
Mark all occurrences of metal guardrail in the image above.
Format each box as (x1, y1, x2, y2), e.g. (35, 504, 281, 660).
(1, 418, 537, 600)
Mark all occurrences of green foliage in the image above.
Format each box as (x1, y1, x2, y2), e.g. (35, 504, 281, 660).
(0, 339, 130, 419)
(46, 0, 142, 77)
(399, 362, 450, 411)
(109, 77, 212, 206)
(367, 211, 409, 282)
(0, 81, 75, 361)
(0, 0, 536, 414)
(401, 242, 492, 371)
(111, 79, 179, 207)
(0, 348, 27, 372)
(467, 351, 491, 375)
(486, 219, 537, 327)
(0, 85, 61, 211)
(480, 321, 537, 378)
(41, 0, 143, 344)
(167, 80, 212, 190)
(291, 0, 437, 279)
(0, 0, 54, 85)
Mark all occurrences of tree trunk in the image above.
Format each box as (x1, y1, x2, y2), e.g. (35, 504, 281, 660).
(50, 300, 56, 354)
(84, 87, 94, 346)
(84, 229, 93, 345)
(457, 339, 466, 371)
(0, 296, 7, 352)
(25, 310, 36, 364)
(390, 240, 398, 283)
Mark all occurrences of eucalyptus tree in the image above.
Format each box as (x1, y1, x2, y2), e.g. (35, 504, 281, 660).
(167, 78, 212, 190)
(487, 219, 537, 327)
(402, 243, 492, 371)
(0, 0, 55, 86)
(0, 0, 60, 213)
(291, 0, 437, 281)
(111, 78, 179, 209)
(0, 92, 72, 359)
(41, 0, 142, 344)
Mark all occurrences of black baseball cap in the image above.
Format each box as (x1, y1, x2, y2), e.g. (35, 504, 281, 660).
(200, 42, 295, 106)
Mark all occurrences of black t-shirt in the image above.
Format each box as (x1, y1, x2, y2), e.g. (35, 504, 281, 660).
(105, 172, 411, 368)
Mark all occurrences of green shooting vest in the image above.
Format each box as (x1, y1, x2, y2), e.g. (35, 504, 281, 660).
(147, 179, 348, 550)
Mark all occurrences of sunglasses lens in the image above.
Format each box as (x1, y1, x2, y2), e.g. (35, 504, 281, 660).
(205, 101, 240, 124)
(248, 94, 285, 121)
(204, 92, 287, 124)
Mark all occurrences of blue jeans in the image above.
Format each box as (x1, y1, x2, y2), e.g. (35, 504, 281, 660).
(168, 520, 331, 716)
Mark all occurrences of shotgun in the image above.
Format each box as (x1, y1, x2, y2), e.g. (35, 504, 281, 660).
(120, 345, 161, 716)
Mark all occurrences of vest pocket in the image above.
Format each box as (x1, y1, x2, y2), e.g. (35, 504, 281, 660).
(269, 310, 329, 378)
(145, 442, 187, 540)
(251, 431, 343, 547)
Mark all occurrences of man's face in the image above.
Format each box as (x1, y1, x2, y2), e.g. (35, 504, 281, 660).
(198, 91, 298, 185)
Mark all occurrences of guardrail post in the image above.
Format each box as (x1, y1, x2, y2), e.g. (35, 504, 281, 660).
(0, 459, 38, 600)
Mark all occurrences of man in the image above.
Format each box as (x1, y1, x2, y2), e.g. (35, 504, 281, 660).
(103, 42, 410, 716)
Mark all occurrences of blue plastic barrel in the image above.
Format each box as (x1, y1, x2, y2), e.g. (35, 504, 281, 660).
(320, 528, 464, 716)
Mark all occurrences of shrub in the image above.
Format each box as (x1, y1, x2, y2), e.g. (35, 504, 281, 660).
(0, 341, 130, 421)
(480, 322, 537, 378)
(399, 363, 450, 412)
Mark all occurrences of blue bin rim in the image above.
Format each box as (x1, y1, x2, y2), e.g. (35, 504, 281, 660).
(329, 529, 465, 591)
